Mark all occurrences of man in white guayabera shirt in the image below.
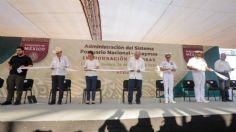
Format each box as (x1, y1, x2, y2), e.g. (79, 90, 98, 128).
(84, 51, 99, 104)
(160, 53, 177, 104)
(214, 53, 233, 101)
(49, 47, 70, 105)
(127, 51, 145, 104)
(187, 50, 211, 103)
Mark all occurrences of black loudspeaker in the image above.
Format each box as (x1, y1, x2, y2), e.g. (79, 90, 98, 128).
(27, 96, 33, 104)
(31, 95, 37, 103)
(27, 95, 37, 103)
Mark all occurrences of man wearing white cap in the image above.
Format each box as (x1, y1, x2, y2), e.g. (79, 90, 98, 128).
(127, 51, 145, 104)
(160, 53, 177, 103)
(214, 53, 233, 101)
(187, 50, 211, 103)
(49, 47, 70, 105)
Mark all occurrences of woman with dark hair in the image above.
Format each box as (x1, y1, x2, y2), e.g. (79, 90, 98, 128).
(84, 51, 99, 104)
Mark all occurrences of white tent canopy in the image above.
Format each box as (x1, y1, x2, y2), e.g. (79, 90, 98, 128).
(0, 0, 91, 39)
(0, 0, 236, 48)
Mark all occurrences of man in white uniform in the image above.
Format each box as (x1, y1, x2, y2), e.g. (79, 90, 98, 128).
(160, 53, 177, 103)
(49, 47, 70, 105)
(214, 53, 233, 101)
(187, 51, 211, 103)
(127, 51, 145, 104)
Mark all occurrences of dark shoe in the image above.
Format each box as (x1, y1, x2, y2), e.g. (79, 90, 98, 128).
(128, 102, 132, 105)
(1, 101, 12, 105)
(226, 99, 233, 102)
(57, 100, 62, 105)
(48, 101, 56, 105)
(91, 101, 95, 104)
(14, 101, 21, 105)
(136, 100, 141, 104)
(223, 99, 233, 102)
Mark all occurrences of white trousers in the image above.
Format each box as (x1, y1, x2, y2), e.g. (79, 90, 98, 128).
(163, 73, 174, 101)
(192, 71, 206, 101)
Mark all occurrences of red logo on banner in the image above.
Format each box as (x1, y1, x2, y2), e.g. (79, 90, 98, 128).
(182, 45, 203, 63)
(21, 38, 49, 63)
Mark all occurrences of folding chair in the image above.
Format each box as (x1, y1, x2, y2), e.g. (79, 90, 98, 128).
(122, 80, 139, 103)
(183, 80, 195, 101)
(206, 80, 220, 101)
(13, 79, 34, 104)
(230, 80, 236, 100)
(82, 80, 102, 104)
(48, 79, 72, 104)
(156, 80, 164, 103)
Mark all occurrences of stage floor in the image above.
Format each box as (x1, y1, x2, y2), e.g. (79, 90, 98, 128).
(0, 97, 236, 132)
(0, 97, 236, 121)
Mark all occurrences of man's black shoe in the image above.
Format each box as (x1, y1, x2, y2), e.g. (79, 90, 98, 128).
(57, 100, 62, 105)
(222, 99, 227, 102)
(14, 101, 21, 105)
(227, 99, 233, 102)
(1, 101, 12, 105)
(128, 102, 132, 105)
(48, 101, 56, 105)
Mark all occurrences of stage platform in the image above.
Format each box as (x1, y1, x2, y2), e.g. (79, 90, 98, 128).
(0, 97, 236, 132)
